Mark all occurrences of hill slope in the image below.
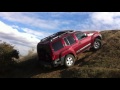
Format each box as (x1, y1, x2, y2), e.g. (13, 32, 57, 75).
(32, 30, 120, 78)
(1, 30, 120, 78)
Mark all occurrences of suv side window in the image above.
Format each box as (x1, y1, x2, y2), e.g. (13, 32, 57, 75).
(64, 35, 76, 45)
(75, 32, 86, 40)
(52, 40, 64, 51)
(64, 38, 69, 45)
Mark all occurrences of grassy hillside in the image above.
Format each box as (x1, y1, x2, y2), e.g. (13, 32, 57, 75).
(1, 30, 120, 78)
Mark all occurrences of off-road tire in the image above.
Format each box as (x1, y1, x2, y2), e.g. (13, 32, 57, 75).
(64, 54, 75, 68)
(92, 39, 101, 50)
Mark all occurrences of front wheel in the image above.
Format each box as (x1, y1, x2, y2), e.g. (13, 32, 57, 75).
(92, 39, 101, 50)
(64, 54, 75, 68)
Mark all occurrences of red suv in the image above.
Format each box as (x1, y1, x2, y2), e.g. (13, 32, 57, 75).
(37, 30, 102, 67)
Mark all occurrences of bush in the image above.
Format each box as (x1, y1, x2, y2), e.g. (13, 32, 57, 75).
(0, 41, 19, 67)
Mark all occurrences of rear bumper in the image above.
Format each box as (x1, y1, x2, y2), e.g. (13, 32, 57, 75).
(38, 56, 65, 67)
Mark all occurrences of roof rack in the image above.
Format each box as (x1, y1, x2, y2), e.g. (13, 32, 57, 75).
(40, 30, 75, 42)
(58, 30, 74, 33)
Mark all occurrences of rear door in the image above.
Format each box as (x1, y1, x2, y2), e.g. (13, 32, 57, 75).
(51, 39, 65, 60)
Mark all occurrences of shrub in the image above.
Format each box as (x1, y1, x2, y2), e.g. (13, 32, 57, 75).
(0, 41, 19, 68)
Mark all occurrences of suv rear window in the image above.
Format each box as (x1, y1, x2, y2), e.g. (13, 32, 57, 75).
(37, 44, 51, 57)
(52, 40, 64, 51)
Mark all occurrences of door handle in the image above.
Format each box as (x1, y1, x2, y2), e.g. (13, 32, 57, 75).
(79, 41, 81, 44)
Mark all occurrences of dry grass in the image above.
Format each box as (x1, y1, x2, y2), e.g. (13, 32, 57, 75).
(60, 67, 120, 78)
(1, 30, 120, 78)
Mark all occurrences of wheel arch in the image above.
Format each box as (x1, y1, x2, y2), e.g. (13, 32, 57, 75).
(59, 51, 76, 66)
(91, 35, 102, 46)
(95, 36, 102, 40)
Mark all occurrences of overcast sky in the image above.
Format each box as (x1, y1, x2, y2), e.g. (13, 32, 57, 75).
(0, 12, 120, 56)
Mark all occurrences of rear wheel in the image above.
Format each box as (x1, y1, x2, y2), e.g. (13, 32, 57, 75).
(64, 54, 75, 68)
(92, 39, 101, 50)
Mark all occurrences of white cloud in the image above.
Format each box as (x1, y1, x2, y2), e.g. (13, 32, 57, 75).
(91, 12, 114, 25)
(0, 12, 89, 31)
(11, 25, 20, 29)
(0, 21, 39, 46)
(22, 28, 52, 39)
(90, 12, 120, 29)
(76, 12, 120, 30)
(0, 12, 59, 29)
(0, 21, 49, 56)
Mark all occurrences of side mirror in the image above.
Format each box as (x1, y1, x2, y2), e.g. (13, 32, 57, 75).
(81, 33, 87, 38)
(84, 33, 87, 37)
